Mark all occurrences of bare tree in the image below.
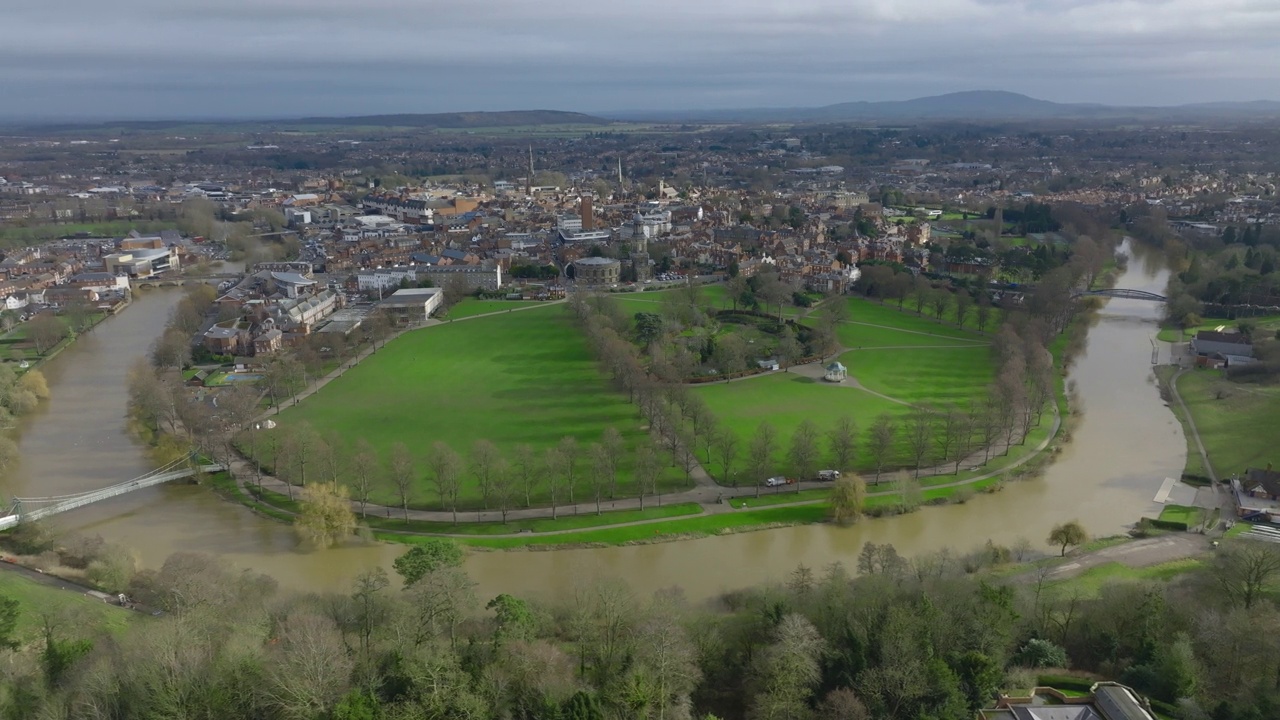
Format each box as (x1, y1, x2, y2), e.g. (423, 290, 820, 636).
(427, 441, 464, 524)
(28, 313, 68, 356)
(788, 420, 821, 488)
(929, 288, 950, 321)
(748, 421, 778, 498)
(867, 414, 897, 484)
(544, 446, 566, 519)
(588, 443, 610, 515)
(471, 439, 502, 510)
(601, 426, 624, 498)
(350, 438, 378, 518)
(975, 294, 994, 333)
(1213, 541, 1280, 610)
(512, 443, 541, 508)
(954, 290, 973, 329)
(558, 436, 580, 505)
(490, 457, 515, 524)
(932, 407, 963, 474)
(976, 397, 1003, 463)
(826, 415, 857, 471)
(634, 442, 663, 509)
(388, 442, 415, 521)
(713, 428, 740, 486)
(905, 407, 935, 478)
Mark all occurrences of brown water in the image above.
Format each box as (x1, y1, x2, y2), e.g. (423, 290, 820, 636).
(3, 243, 1185, 601)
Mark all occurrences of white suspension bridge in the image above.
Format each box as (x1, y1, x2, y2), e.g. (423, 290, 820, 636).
(1, 456, 225, 531)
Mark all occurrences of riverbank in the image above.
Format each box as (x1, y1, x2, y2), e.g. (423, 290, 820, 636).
(1157, 364, 1280, 483)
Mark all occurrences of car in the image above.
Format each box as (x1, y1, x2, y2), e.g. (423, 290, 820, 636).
(764, 476, 788, 487)
(816, 470, 841, 481)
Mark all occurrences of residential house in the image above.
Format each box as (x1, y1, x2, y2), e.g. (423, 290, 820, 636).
(1190, 330, 1253, 358)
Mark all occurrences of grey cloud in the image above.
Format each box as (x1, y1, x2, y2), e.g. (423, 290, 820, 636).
(1, 0, 1277, 119)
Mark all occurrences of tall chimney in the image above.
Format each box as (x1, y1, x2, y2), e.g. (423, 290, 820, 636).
(581, 195, 594, 231)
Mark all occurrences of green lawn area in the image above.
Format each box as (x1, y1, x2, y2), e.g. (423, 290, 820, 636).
(0, 571, 133, 644)
(838, 321, 987, 349)
(1050, 559, 1202, 599)
(442, 299, 551, 319)
(1158, 504, 1205, 528)
(1173, 368, 1280, 479)
(258, 305, 687, 509)
(696, 372, 910, 480)
(1156, 315, 1280, 343)
(846, 345, 995, 406)
(845, 297, 990, 340)
(408, 503, 832, 548)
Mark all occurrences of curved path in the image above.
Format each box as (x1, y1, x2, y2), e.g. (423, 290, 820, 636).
(1169, 367, 1217, 483)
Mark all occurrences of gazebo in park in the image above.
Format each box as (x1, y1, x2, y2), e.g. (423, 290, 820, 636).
(823, 361, 847, 382)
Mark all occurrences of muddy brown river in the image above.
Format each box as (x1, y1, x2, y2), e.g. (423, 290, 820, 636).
(2, 243, 1186, 601)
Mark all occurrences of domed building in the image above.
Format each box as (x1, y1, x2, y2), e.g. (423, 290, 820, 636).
(572, 256, 621, 286)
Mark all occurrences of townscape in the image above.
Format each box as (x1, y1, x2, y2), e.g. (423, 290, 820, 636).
(2, 23, 1280, 720)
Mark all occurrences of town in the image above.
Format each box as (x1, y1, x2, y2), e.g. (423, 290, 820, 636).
(2, 109, 1280, 720)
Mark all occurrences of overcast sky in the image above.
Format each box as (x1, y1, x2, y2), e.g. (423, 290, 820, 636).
(3, 0, 1278, 120)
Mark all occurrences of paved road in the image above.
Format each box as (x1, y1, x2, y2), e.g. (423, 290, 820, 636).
(1024, 533, 1212, 583)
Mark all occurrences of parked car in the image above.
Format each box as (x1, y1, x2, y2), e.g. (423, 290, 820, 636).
(816, 470, 841, 481)
(764, 476, 790, 487)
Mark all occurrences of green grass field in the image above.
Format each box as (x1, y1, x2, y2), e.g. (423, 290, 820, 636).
(1156, 315, 1280, 343)
(846, 345, 995, 406)
(696, 373, 910, 481)
(845, 297, 991, 340)
(1173, 368, 1280, 479)
(442, 299, 550, 319)
(1049, 559, 1202, 598)
(0, 571, 133, 644)
(1157, 504, 1205, 528)
(259, 305, 687, 509)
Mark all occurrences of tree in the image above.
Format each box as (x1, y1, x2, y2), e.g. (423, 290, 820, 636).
(513, 443, 541, 508)
(491, 458, 516, 524)
(634, 442, 663, 509)
(63, 294, 95, 333)
(295, 481, 357, 548)
(387, 441, 415, 521)
(558, 436, 580, 505)
(788, 419, 820, 487)
(150, 327, 190, 369)
(350, 439, 378, 518)
(267, 612, 353, 720)
(262, 352, 306, 411)
(904, 407, 934, 478)
(27, 313, 68, 355)
(0, 595, 17, 651)
(898, 472, 922, 511)
(975, 294, 994, 333)
(427, 441, 464, 524)
(954, 290, 973, 329)
(867, 414, 897, 484)
(928, 288, 950, 321)
(1048, 520, 1087, 556)
(748, 421, 778, 497)
(1014, 638, 1068, 668)
(471, 439, 503, 510)
(933, 407, 963, 473)
(392, 540, 464, 587)
(713, 332, 750, 379)
(588, 443, 610, 515)
(829, 475, 866, 524)
(601, 426, 624, 498)
(713, 428, 740, 486)
(750, 614, 826, 720)
(827, 415, 857, 471)
(488, 593, 536, 648)
(1211, 540, 1280, 610)
(776, 324, 803, 369)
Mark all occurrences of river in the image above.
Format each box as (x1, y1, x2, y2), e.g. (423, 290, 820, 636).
(2, 243, 1186, 602)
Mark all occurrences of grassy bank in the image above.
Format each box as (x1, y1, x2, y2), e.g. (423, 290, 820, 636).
(1163, 366, 1280, 480)
(0, 569, 133, 644)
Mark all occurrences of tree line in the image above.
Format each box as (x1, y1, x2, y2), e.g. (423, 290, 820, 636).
(6, 535, 1280, 719)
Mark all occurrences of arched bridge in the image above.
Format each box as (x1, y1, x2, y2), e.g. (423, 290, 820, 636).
(0, 457, 225, 531)
(1072, 288, 1167, 302)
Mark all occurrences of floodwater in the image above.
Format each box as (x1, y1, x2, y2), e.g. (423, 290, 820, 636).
(3, 243, 1186, 602)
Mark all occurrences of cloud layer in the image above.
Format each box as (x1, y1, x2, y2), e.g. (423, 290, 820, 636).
(3, 0, 1278, 119)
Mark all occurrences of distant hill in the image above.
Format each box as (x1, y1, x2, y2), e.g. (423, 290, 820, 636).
(611, 91, 1280, 123)
(6, 109, 613, 133)
(291, 109, 611, 128)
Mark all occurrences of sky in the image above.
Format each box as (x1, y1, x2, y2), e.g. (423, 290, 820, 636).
(2, 0, 1279, 120)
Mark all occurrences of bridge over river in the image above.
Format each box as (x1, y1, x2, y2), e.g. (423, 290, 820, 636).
(1072, 288, 1167, 302)
(0, 457, 225, 531)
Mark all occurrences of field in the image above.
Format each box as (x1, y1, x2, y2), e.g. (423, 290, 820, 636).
(260, 304, 687, 509)
(843, 297, 991, 342)
(696, 373, 912, 480)
(1173, 368, 1280, 479)
(846, 345, 995, 406)
(1156, 315, 1280, 343)
(442, 299, 549, 319)
(0, 569, 132, 644)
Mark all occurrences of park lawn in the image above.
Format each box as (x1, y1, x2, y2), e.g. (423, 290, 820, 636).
(1158, 504, 1204, 528)
(419, 503, 833, 548)
(1157, 315, 1280, 343)
(1050, 559, 1202, 599)
(442, 299, 550, 319)
(845, 297, 988, 341)
(260, 305, 687, 509)
(0, 571, 134, 644)
(695, 372, 911, 480)
(846, 345, 995, 407)
(1175, 369, 1280, 479)
(838, 321, 987, 349)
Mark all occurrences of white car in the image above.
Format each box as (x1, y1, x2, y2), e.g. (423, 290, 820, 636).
(817, 470, 841, 481)
(764, 476, 788, 487)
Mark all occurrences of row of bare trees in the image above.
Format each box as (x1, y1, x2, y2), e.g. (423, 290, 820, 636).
(252, 424, 674, 524)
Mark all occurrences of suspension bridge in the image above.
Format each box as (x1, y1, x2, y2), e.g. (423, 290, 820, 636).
(1072, 288, 1167, 302)
(0, 456, 225, 531)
